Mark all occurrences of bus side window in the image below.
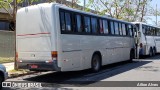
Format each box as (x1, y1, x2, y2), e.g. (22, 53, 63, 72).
(142, 25, 146, 35)
(65, 12, 72, 31)
(114, 22, 119, 35)
(110, 21, 115, 35)
(122, 24, 126, 36)
(158, 29, 160, 36)
(76, 14, 83, 32)
(146, 26, 149, 35)
(60, 12, 65, 31)
(84, 16, 91, 33)
(119, 23, 123, 35)
(150, 27, 153, 35)
(154, 28, 158, 36)
(132, 25, 135, 37)
(128, 24, 132, 37)
(91, 17, 98, 34)
(153, 28, 156, 36)
(103, 19, 109, 34)
(99, 19, 104, 34)
(125, 24, 129, 36)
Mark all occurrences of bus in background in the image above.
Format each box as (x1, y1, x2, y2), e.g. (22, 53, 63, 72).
(16, 3, 137, 72)
(132, 22, 160, 57)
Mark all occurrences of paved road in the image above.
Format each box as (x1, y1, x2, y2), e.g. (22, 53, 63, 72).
(3, 55, 160, 90)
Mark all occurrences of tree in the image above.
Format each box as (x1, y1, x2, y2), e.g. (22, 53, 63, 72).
(86, 0, 152, 22)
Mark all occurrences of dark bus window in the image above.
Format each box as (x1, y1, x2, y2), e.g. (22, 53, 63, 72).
(128, 24, 132, 36)
(122, 24, 126, 35)
(135, 24, 139, 31)
(99, 19, 104, 34)
(65, 12, 72, 31)
(76, 15, 82, 32)
(91, 17, 98, 33)
(150, 27, 153, 35)
(103, 20, 109, 34)
(60, 12, 65, 31)
(156, 28, 159, 36)
(119, 23, 122, 35)
(157, 28, 160, 36)
(147, 27, 153, 35)
(114, 22, 119, 35)
(142, 25, 146, 34)
(84, 16, 91, 33)
(153, 28, 156, 36)
(145, 26, 150, 35)
(110, 21, 115, 35)
(132, 25, 135, 36)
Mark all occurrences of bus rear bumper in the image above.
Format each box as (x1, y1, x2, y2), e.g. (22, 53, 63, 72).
(17, 60, 61, 71)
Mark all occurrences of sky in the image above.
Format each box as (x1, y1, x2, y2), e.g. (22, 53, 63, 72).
(146, 0, 160, 25)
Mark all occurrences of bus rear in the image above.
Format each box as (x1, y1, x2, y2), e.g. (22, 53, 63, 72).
(16, 4, 60, 71)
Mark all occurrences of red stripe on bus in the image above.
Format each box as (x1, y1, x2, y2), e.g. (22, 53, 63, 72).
(17, 32, 50, 36)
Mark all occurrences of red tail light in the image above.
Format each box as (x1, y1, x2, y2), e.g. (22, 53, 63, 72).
(51, 51, 57, 59)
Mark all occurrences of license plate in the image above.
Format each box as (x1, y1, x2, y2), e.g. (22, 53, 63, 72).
(30, 64, 38, 68)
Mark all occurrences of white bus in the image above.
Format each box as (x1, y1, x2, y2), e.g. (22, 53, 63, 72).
(133, 22, 160, 56)
(16, 3, 137, 72)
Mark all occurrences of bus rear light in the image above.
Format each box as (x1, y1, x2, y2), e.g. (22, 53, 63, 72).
(51, 51, 58, 59)
(140, 43, 143, 48)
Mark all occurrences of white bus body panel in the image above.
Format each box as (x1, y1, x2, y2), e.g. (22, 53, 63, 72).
(16, 4, 60, 71)
(55, 6, 134, 71)
(154, 37, 160, 53)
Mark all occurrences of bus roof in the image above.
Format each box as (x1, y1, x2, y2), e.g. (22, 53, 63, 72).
(132, 22, 160, 28)
(18, 3, 135, 25)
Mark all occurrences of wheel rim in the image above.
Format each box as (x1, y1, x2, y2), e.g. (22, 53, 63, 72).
(93, 59, 99, 70)
(92, 55, 100, 71)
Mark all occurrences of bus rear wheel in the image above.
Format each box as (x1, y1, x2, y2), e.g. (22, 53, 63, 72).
(149, 48, 153, 57)
(130, 50, 135, 62)
(91, 54, 101, 72)
(0, 74, 3, 89)
(153, 47, 156, 56)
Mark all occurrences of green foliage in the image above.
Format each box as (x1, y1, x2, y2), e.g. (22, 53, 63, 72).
(0, 0, 12, 8)
(87, 0, 154, 22)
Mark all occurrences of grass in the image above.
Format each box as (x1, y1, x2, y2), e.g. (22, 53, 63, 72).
(9, 69, 28, 73)
(0, 57, 14, 64)
(8, 69, 35, 78)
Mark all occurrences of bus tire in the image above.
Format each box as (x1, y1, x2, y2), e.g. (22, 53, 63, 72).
(153, 47, 156, 56)
(0, 72, 4, 90)
(130, 49, 135, 62)
(149, 47, 153, 57)
(91, 54, 101, 72)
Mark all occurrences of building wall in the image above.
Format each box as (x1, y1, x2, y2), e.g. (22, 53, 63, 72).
(0, 31, 15, 58)
(0, 12, 12, 21)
